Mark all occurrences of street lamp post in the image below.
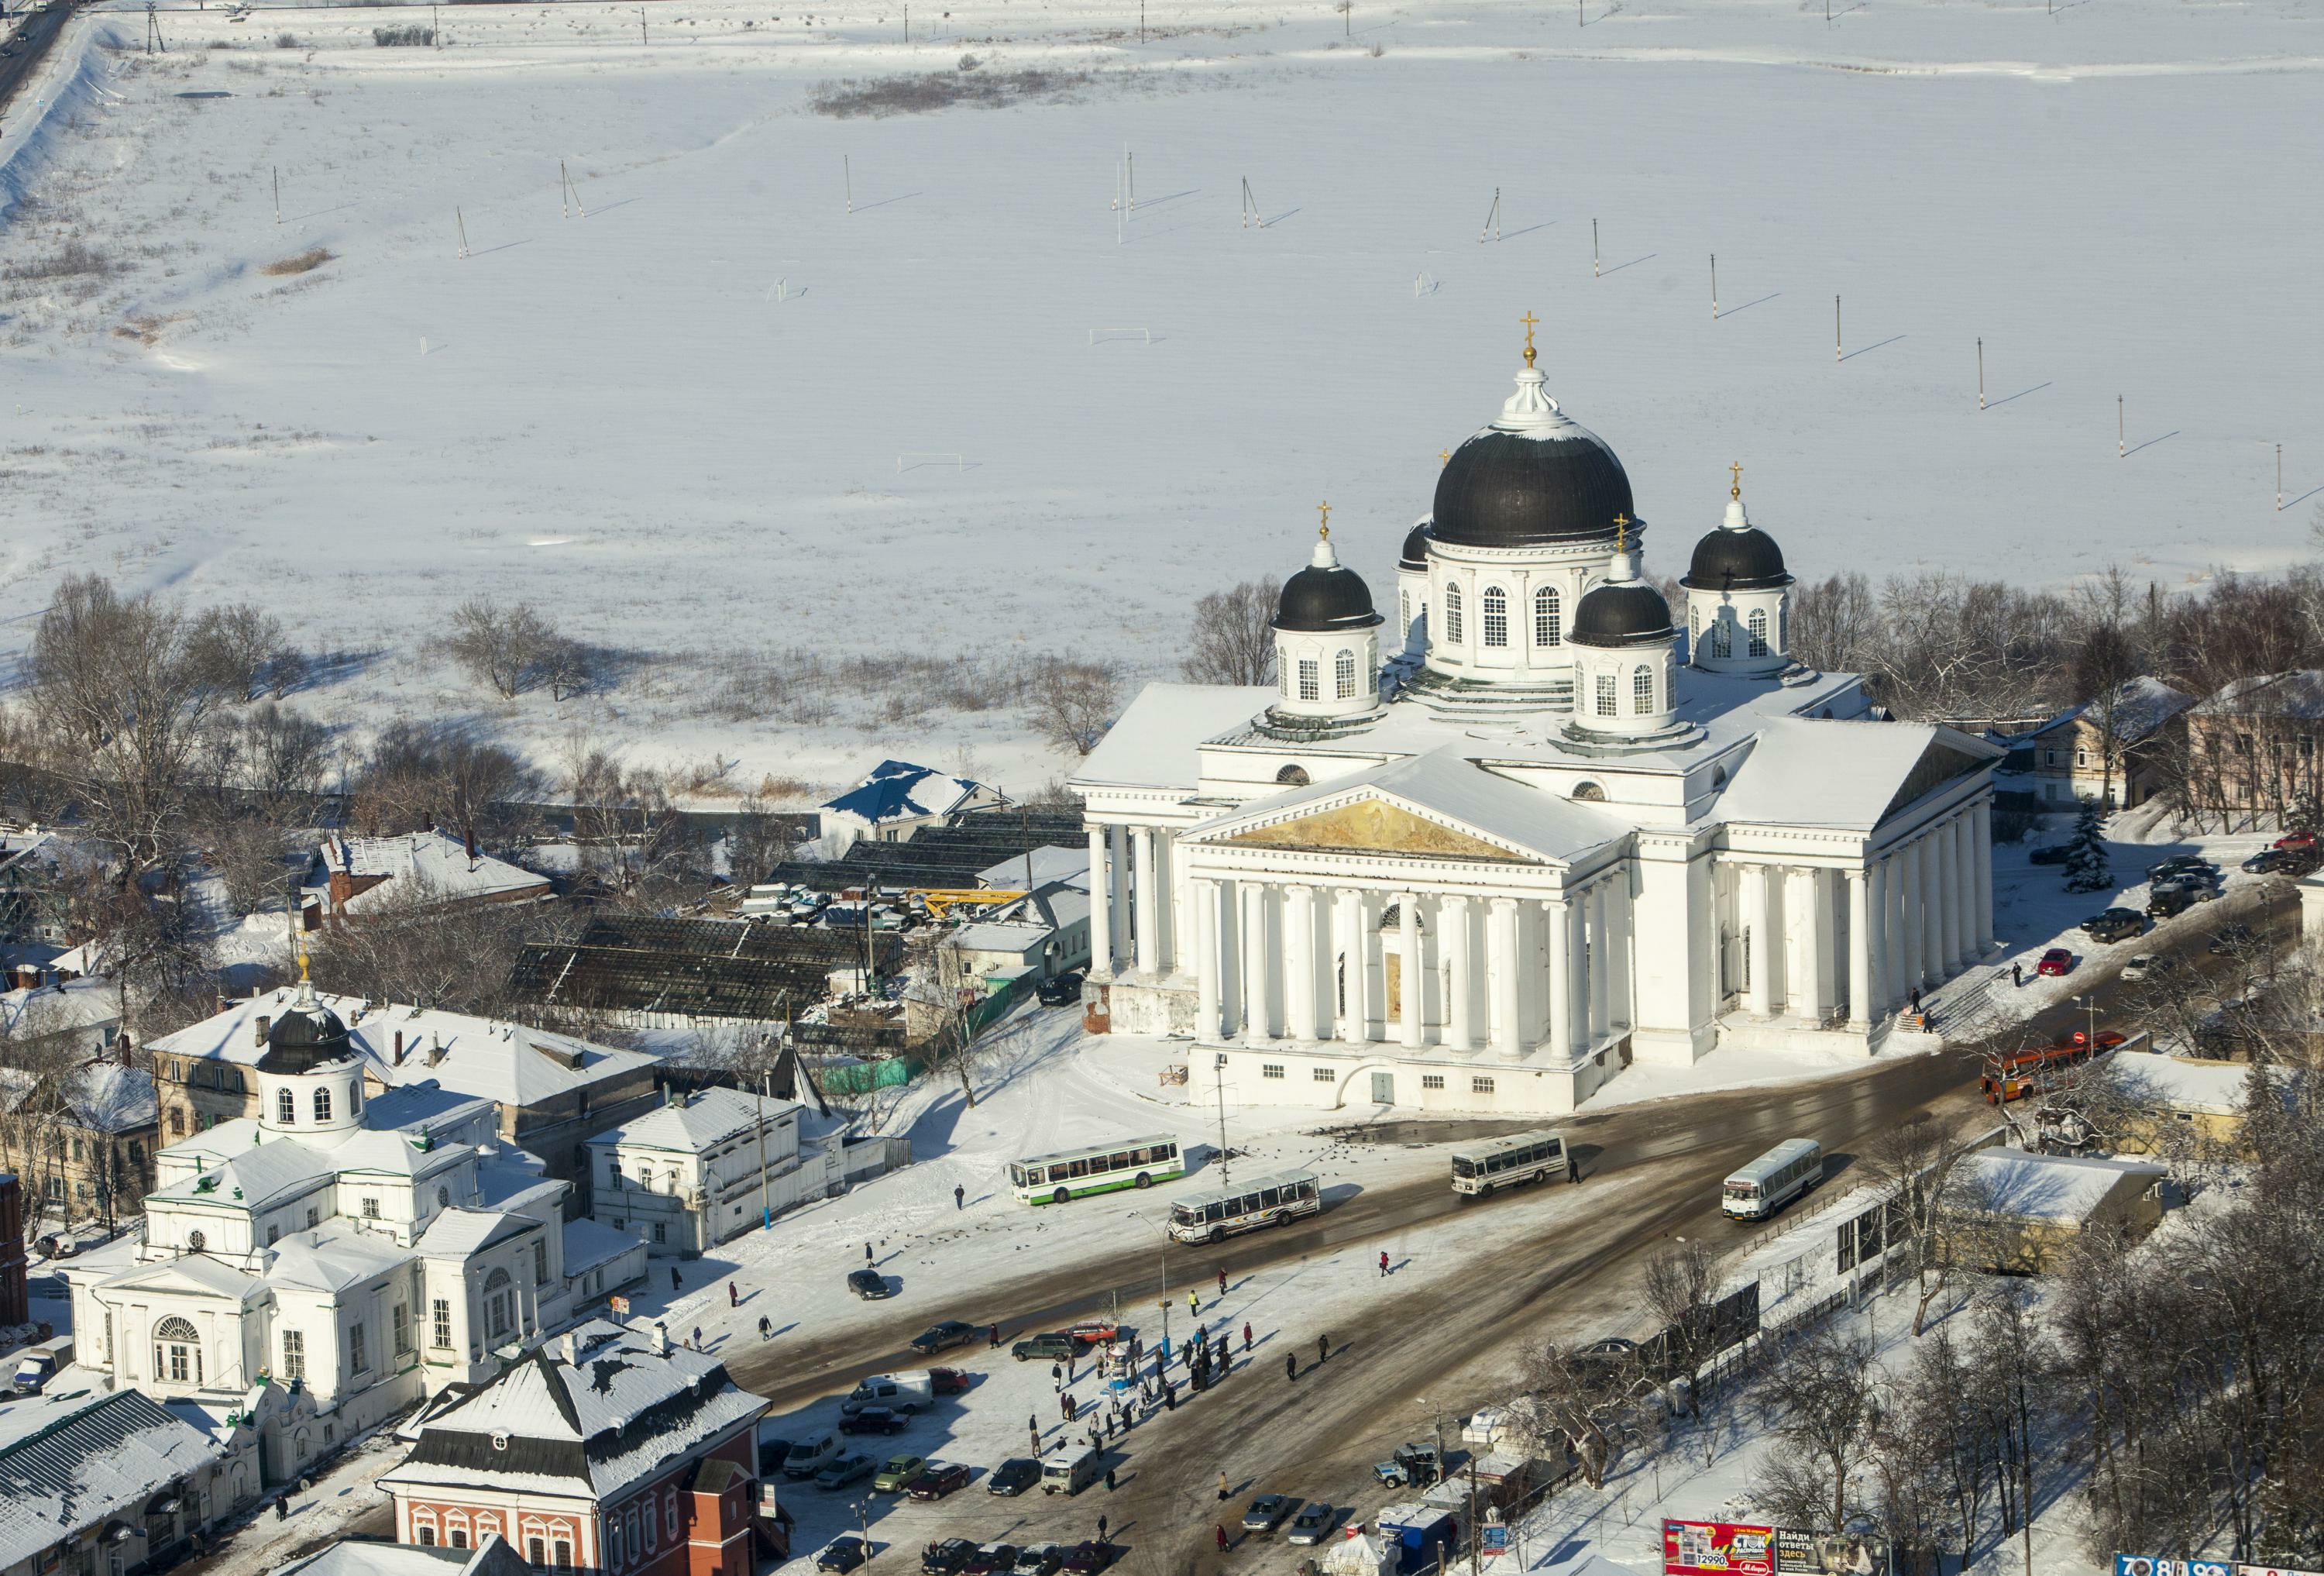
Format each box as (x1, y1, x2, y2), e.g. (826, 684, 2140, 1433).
(1131, 1209, 1170, 1364)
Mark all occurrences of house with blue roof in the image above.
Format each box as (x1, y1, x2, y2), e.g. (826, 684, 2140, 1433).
(818, 759, 1002, 848)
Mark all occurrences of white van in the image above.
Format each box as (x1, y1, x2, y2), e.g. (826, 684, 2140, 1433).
(780, 1431, 841, 1478)
(1040, 1447, 1101, 1495)
(841, 1374, 933, 1415)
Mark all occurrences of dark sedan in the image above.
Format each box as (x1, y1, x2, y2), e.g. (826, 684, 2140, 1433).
(847, 1268, 890, 1300)
(987, 1457, 1042, 1495)
(838, 1407, 909, 1437)
(1062, 1544, 1118, 1576)
(910, 1320, 979, 1354)
(818, 1539, 871, 1574)
(906, 1461, 973, 1500)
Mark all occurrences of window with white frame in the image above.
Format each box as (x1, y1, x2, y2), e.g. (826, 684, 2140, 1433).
(1443, 583, 1463, 643)
(485, 1268, 513, 1338)
(153, 1316, 200, 1385)
(1748, 607, 1769, 658)
(1632, 666, 1655, 714)
(277, 1088, 296, 1125)
(1262, 1063, 1285, 1079)
(394, 1303, 411, 1354)
(349, 1320, 368, 1375)
(1535, 587, 1562, 646)
(1472, 1076, 1496, 1094)
(1298, 659, 1319, 701)
(1421, 1074, 1445, 1090)
(282, 1330, 305, 1382)
(313, 1086, 332, 1123)
(431, 1297, 452, 1349)
(1595, 673, 1617, 715)
(1335, 649, 1358, 699)
(1481, 586, 1508, 647)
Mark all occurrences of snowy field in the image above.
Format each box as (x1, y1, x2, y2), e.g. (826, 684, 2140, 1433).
(1, 0, 2320, 797)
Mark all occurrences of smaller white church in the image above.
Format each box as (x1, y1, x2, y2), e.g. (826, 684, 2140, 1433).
(1072, 337, 2002, 1115)
(60, 973, 571, 1488)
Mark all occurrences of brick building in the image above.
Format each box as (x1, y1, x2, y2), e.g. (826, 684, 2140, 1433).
(309, 831, 552, 927)
(380, 1320, 783, 1572)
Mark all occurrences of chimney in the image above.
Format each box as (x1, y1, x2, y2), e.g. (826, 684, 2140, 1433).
(254, 1016, 271, 1046)
(561, 1331, 579, 1365)
(651, 1322, 669, 1356)
(393, 1031, 405, 1065)
(117, 1033, 133, 1068)
(427, 1034, 444, 1067)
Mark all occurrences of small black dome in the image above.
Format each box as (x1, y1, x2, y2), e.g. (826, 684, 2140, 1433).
(1398, 521, 1431, 570)
(1569, 580, 1675, 648)
(1681, 525, 1792, 593)
(1275, 559, 1384, 633)
(1432, 428, 1635, 549)
(257, 991, 357, 1076)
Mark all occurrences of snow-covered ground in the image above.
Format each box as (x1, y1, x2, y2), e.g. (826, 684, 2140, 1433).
(2, 0, 2319, 797)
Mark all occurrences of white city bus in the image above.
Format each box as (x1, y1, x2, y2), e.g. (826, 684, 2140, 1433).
(1166, 1171, 1322, 1243)
(1721, 1138, 1824, 1221)
(1009, 1135, 1185, 1205)
(1449, 1129, 1570, 1196)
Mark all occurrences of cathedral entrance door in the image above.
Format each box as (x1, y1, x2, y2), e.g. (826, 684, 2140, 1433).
(1384, 953, 1403, 1020)
(1370, 1073, 1395, 1105)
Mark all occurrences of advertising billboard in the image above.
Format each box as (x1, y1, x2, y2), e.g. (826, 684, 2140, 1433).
(1665, 1522, 1891, 1576)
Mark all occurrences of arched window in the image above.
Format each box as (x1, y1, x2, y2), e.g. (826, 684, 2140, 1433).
(1297, 659, 1319, 701)
(1632, 666, 1655, 714)
(349, 1082, 361, 1115)
(1572, 781, 1606, 802)
(485, 1268, 514, 1339)
(1712, 618, 1731, 659)
(1400, 590, 1411, 632)
(1595, 673, 1617, 716)
(1535, 587, 1562, 647)
(1442, 583, 1463, 644)
(1748, 608, 1769, 658)
(1335, 649, 1358, 699)
(313, 1086, 332, 1123)
(1779, 598, 1789, 652)
(1481, 587, 1508, 648)
(153, 1316, 201, 1385)
(277, 1088, 296, 1125)
(1275, 765, 1309, 786)
(1277, 661, 1291, 697)
(1690, 606, 1700, 650)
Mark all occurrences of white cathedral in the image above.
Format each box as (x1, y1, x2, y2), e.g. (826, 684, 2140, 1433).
(1071, 340, 2003, 1114)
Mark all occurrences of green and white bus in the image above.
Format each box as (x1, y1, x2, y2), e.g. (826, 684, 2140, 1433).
(1009, 1135, 1185, 1205)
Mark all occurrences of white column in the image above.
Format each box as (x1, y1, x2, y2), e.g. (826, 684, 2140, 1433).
(1741, 863, 1773, 1017)
(1544, 898, 1571, 1058)
(1131, 828, 1160, 976)
(1605, 873, 1632, 1033)
(1286, 885, 1317, 1042)
(1397, 894, 1423, 1049)
(1586, 886, 1612, 1044)
(1847, 868, 1872, 1030)
(1336, 890, 1366, 1044)
(1918, 836, 1944, 986)
(1566, 896, 1590, 1055)
(1886, 854, 1909, 1000)
(1088, 825, 1114, 980)
(1974, 803, 1995, 953)
(1935, 820, 1961, 974)
(1813, 866, 1838, 1020)
(1108, 825, 1132, 965)
(1239, 882, 1268, 1043)
(1490, 898, 1521, 1057)
(1785, 867, 1819, 1024)
(1954, 814, 1980, 968)
(1194, 879, 1220, 1038)
(1898, 847, 1922, 991)
(1444, 895, 1473, 1051)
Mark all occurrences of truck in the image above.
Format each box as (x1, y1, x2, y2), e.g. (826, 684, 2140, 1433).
(841, 1373, 933, 1415)
(1374, 1503, 1461, 1575)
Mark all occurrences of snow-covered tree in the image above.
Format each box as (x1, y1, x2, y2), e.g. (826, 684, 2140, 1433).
(2061, 800, 2113, 893)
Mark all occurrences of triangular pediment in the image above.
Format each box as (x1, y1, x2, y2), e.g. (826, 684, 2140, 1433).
(1222, 795, 1538, 863)
(1877, 734, 1999, 825)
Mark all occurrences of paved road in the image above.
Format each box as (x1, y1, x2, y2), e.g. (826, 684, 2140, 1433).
(260, 884, 2296, 1573)
(0, 3, 75, 117)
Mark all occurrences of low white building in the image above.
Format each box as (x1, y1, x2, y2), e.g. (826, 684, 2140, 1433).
(586, 1088, 803, 1257)
(60, 978, 573, 1488)
(311, 831, 552, 923)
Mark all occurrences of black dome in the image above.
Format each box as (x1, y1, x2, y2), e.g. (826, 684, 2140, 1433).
(1432, 429, 1635, 549)
(257, 992, 357, 1075)
(1275, 561, 1384, 633)
(1569, 581, 1675, 648)
(1682, 526, 1792, 593)
(1398, 521, 1431, 570)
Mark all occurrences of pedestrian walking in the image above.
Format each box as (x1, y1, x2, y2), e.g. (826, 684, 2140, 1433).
(1243, 1322, 1253, 1352)
(1188, 1289, 1201, 1317)
(758, 1315, 772, 1340)
(1910, 986, 1923, 1014)
(954, 1182, 965, 1210)
(692, 1325, 703, 1350)
(1030, 1426, 1043, 1457)
(2013, 961, 2024, 988)
(1098, 1514, 1109, 1542)
(1215, 1526, 1231, 1555)
(1318, 1333, 1330, 1365)
(1378, 1249, 1390, 1278)
(1216, 1268, 1227, 1298)
(1052, 1361, 1063, 1389)
(1217, 1471, 1231, 1502)
(1164, 1381, 1176, 1409)
(864, 1241, 873, 1265)
(1066, 1353, 1075, 1381)
(990, 1323, 1001, 1347)
(1105, 1466, 1117, 1491)
(726, 1282, 737, 1309)
(1285, 1351, 1298, 1382)
(669, 1266, 681, 1293)
(275, 1497, 289, 1523)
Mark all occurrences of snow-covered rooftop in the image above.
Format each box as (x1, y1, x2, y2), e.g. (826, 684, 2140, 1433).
(820, 760, 991, 830)
(2192, 669, 2324, 720)
(267, 1227, 418, 1292)
(562, 1216, 642, 1278)
(1959, 1148, 2164, 1225)
(2109, 1051, 2278, 1117)
(0, 1055, 154, 1134)
(318, 831, 550, 911)
(1076, 684, 1278, 790)
(0, 1386, 232, 1569)
(280, 1533, 530, 1576)
(0, 977, 119, 1044)
(975, 846, 1092, 893)
(586, 1086, 800, 1156)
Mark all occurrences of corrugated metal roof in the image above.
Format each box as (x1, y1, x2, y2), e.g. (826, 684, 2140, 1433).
(0, 1388, 229, 1569)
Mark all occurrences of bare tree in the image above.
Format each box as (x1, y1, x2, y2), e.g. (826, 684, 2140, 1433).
(305, 879, 569, 1020)
(1755, 1324, 1879, 1533)
(1858, 1110, 1972, 1335)
(1181, 578, 1281, 688)
(1508, 1338, 1644, 1489)
(350, 724, 541, 850)
(445, 597, 554, 699)
(1025, 659, 1121, 755)
(187, 604, 297, 704)
(1642, 1238, 1723, 1417)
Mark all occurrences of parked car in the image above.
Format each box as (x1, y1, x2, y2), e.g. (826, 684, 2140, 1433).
(2028, 844, 2072, 865)
(2120, 954, 2155, 981)
(782, 1433, 843, 1479)
(928, 1365, 972, 1395)
(2082, 908, 2145, 943)
(2148, 855, 2217, 880)
(1287, 1502, 1339, 1545)
(2147, 886, 2195, 920)
(11, 1353, 56, 1395)
(987, 1457, 1043, 1495)
(965, 1546, 1020, 1576)
(814, 1453, 878, 1491)
(873, 1454, 927, 1492)
(907, 1461, 973, 1500)
(1012, 1331, 1081, 1361)
(2242, 850, 2286, 874)
(843, 1374, 933, 1415)
(1036, 972, 1085, 1007)
(1012, 1547, 1066, 1576)
(1374, 1443, 1442, 1488)
(2037, 948, 2075, 977)
(1061, 1544, 1118, 1576)
(2060, 1027, 2128, 1051)
(1241, 1494, 1298, 1533)
(910, 1320, 979, 1355)
(2273, 831, 2317, 851)
(2209, 924, 2257, 955)
(923, 1540, 979, 1576)
(2279, 849, 2324, 876)
(2162, 873, 2223, 900)
(839, 1407, 910, 1437)
(847, 1268, 890, 1300)
(818, 1538, 871, 1574)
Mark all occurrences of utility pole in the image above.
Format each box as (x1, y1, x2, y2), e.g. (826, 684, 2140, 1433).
(756, 1068, 772, 1230)
(638, 5, 647, 43)
(1978, 337, 1985, 409)
(1215, 1061, 1230, 1187)
(273, 166, 281, 225)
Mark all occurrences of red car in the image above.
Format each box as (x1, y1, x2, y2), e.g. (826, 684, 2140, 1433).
(906, 1462, 972, 1500)
(2274, 832, 2318, 850)
(2060, 1028, 2126, 1051)
(2036, 948, 2074, 977)
(928, 1367, 971, 1395)
(1063, 1544, 1119, 1576)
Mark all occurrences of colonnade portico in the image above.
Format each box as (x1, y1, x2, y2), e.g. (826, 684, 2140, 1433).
(1188, 868, 1634, 1066)
(1088, 819, 1184, 984)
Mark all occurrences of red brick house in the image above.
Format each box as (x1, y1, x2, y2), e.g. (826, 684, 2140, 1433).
(380, 1320, 784, 1574)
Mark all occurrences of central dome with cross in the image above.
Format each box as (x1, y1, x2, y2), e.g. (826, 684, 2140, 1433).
(1429, 311, 1638, 549)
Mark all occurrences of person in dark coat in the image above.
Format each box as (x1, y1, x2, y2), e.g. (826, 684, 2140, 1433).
(1215, 1526, 1230, 1554)
(1105, 1466, 1117, 1491)
(954, 1183, 965, 1210)
(1284, 1351, 1298, 1382)
(1318, 1333, 1330, 1365)
(669, 1266, 682, 1293)
(1164, 1381, 1177, 1409)
(1051, 1361, 1064, 1390)
(990, 1323, 1002, 1347)
(726, 1282, 737, 1308)
(2013, 961, 2024, 987)
(1243, 1322, 1253, 1352)
(1098, 1514, 1109, 1541)
(1216, 1268, 1227, 1298)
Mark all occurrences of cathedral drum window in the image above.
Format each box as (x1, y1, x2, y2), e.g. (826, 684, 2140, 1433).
(277, 1089, 297, 1125)
(1298, 659, 1320, 701)
(1442, 583, 1463, 644)
(1535, 586, 1561, 647)
(1481, 586, 1508, 647)
(1747, 607, 1769, 658)
(1595, 673, 1617, 715)
(1335, 649, 1359, 698)
(314, 1087, 332, 1123)
(1632, 666, 1655, 714)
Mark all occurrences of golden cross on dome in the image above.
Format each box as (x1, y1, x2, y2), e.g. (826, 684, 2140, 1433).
(1439, 449, 1450, 467)
(1318, 501, 1331, 539)
(297, 948, 311, 982)
(1613, 512, 1630, 552)
(1730, 461, 1744, 501)
(1519, 310, 1541, 368)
